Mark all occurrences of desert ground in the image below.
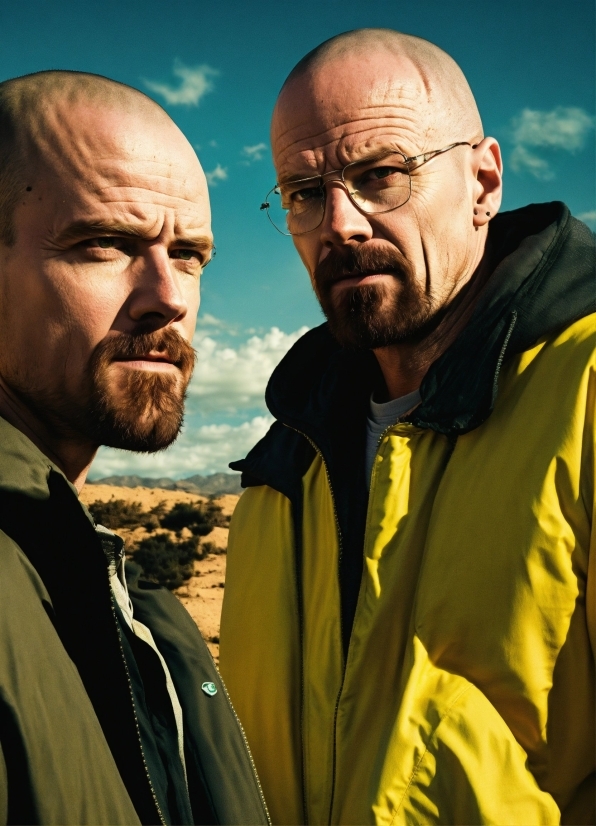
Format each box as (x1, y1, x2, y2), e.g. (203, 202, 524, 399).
(79, 484, 239, 662)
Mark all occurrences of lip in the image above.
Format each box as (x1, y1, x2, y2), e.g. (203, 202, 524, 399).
(112, 353, 178, 370)
(331, 271, 397, 289)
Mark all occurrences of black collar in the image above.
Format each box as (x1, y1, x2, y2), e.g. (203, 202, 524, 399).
(266, 202, 595, 441)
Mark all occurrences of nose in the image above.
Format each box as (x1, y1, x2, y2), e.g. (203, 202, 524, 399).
(318, 182, 373, 248)
(127, 248, 189, 327)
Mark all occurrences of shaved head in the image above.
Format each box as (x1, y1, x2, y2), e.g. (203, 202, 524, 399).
(276, 28, 483, 150)
(270, 27, 502, 362)
(0, 70, 176, 245)
(0, 69, 211, 485)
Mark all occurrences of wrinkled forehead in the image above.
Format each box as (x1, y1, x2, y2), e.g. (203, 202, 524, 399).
(27, 99, 207, 204)
(272, 54, 434, 177)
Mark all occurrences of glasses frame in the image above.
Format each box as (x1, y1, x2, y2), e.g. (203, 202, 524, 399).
(202, 245, 217, 268)
(260, 141, 474, 236)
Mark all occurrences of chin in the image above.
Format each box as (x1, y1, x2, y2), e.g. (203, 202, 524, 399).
(324, 283, 435, 351)
(86, 369, 188, 452)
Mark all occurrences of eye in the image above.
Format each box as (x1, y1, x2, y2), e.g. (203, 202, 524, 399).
(291, 186, 323, 204)
(88, 236, 122, 249)
(359, 165, 407, 185)
(370, 166, 398, 180)
(171, 249, 200, 262)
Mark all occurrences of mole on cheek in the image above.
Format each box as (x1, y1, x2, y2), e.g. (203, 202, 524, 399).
(26, 186, 32, 192)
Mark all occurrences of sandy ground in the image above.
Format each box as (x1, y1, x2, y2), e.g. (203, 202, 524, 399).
(80, 484, 239, 662)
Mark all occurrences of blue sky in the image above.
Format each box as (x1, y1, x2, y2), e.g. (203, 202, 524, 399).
(2, 0, 594, 478)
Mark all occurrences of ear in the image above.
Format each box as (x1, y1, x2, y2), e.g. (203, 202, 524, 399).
(471, 138, 503, 229)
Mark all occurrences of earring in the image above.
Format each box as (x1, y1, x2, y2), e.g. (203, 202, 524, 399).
(473, 209, 478, 215)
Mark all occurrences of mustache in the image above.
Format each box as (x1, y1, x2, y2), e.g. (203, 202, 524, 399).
(314, 244, 414, 290)
(90, 327, 197, 375)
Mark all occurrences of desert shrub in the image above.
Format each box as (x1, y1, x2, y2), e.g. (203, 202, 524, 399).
(143, 514, 161, 532)
(132, 533, 202, 590)
(200, 540, 226, 556)
(88, 499, 146, 529)
(160, 501, 227, 536)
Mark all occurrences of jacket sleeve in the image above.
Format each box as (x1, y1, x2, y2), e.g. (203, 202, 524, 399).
(587, 364, 596, 660)
(0, 741, 6, 825)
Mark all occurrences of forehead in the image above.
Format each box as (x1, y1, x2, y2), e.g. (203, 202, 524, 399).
(272, 54, 433, 180)
(28, 101, 211, 235)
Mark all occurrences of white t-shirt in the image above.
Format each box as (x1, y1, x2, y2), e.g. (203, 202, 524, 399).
(365, 389, 421, 485)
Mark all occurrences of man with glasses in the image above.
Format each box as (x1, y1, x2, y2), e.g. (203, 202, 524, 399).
(220, 28, 595, 825)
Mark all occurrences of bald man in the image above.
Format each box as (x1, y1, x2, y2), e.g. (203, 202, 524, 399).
(0, 71, 269, 825)
(219, 29, 596, 825)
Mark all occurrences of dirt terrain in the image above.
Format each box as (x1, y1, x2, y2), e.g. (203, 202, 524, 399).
(80, 484, 239, 661)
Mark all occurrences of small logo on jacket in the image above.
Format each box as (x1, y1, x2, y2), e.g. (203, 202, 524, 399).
(201, 681, 218, 696)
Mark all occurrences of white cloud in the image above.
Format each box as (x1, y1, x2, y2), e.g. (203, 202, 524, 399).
(510, 144, 554, 181)
(90, 416, 273, 478)
(88, 324, 310, 479)
(242, 142, 268, 162)
(144, 60, 218, 106)
(197, 312, 228, 329)
(189, 325, 309, 413)
(577, 210, 596, 228)
(509, 106, 595, 179)
(205, 164, 228, 186)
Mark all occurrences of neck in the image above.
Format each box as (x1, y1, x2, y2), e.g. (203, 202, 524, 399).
(374, 249, 493, 400)
(0, 379, 97, 492)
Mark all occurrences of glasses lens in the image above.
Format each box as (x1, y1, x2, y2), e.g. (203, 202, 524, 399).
(345, 152, 411, 213)
(261, 183, 324, 235)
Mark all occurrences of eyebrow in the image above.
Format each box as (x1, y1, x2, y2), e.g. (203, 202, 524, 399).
(53, 219, 214, 252)
(278, 146, 407, 185)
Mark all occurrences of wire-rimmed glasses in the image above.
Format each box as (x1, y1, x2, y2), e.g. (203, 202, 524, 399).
(260, 142, 473, 236)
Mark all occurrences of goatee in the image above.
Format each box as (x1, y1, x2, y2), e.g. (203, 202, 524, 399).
(83, 327, 197, 452)
(313, 244, 435, 350)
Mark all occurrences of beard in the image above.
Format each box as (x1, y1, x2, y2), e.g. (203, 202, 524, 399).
(313, 244, 436, 350)
(83, 328, 197, 451)
(11, 327, 196, 453)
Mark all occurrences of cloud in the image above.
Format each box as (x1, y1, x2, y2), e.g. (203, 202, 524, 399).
(510, 145, 554, 181)
(144, 60, 218, 106)
(88, 323, 310, 478)
(205, 164, 228, 186)
(577, 210, 596, 228)
(188, 325, 309, 413)
(197, 312, 228, 329)
(509, 106, 595, 179)
(242, 142, 268, 163)
(90, 416, 274, 478)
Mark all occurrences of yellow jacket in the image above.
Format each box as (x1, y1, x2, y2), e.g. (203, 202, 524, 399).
(220, 203, 596, 825)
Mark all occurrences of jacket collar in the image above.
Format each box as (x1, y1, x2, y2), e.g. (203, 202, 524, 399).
(265, 201, 595, 443)
(0, 415, 77, 499)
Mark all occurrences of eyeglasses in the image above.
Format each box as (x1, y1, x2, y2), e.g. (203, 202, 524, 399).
(260, 142, 473, 236)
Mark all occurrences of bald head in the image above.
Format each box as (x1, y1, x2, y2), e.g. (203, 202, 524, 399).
(273, 28, 483, 169)
(269, 28, 503, 360)
(0, 70, 188, 245)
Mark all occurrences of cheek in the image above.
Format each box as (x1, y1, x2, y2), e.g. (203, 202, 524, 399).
(292, 238, 319, 285)
(182, 278, 201, 336)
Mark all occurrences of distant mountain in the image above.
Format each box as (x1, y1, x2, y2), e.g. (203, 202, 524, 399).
(88, 472, 242, 496)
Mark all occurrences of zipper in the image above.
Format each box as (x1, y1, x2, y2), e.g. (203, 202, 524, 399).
(110, 577, 271, 826)
(217, 671, 272, 824)
(326, 423, 399, 826)
(109, 593, 167, 826)
(286, 420, 416, 825)
(284, 425, 345, 826)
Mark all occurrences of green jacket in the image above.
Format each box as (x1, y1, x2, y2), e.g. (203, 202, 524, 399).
(220, 202, 596, 824)
(0, 418, 270, 825)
